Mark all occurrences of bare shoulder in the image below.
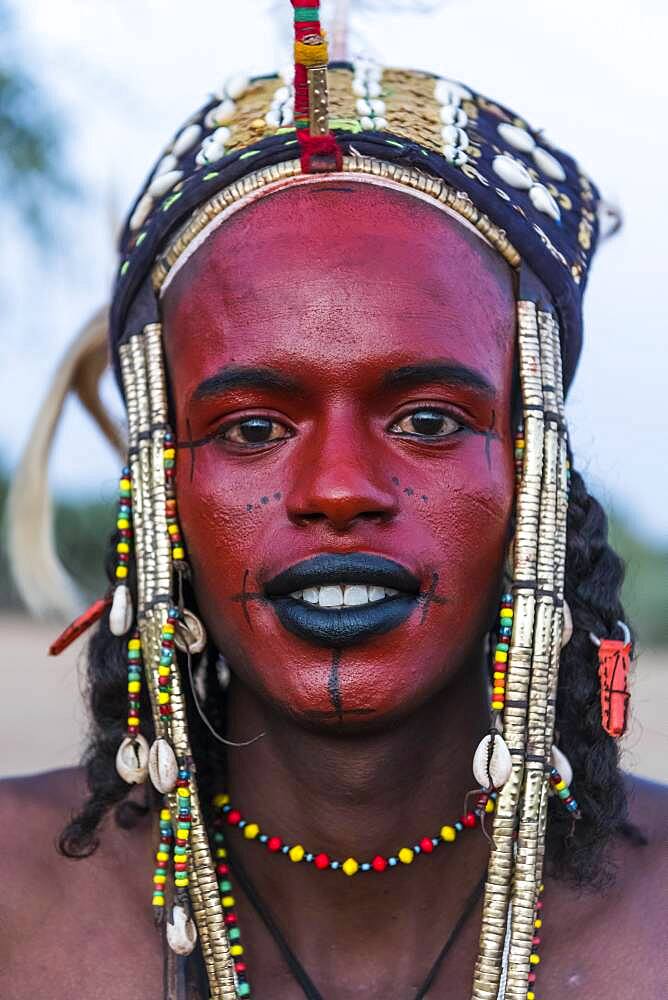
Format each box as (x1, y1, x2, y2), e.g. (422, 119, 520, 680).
(542, 776, 667, 999)
(0, 768, 161, 999)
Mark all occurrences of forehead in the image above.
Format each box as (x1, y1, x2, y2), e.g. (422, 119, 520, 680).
(161, 181, 516, 394)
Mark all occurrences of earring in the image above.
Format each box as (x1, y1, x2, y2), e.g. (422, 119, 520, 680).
(590, 620, 632, 737)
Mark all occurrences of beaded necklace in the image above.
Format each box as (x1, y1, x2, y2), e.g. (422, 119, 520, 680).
(209, 792, 549, 999)
(212, 790, 497, 877)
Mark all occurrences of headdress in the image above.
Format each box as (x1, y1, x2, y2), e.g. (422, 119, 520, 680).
(9, 3, 630, 998)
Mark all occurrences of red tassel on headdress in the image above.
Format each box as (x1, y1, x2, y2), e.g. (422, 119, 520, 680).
(291, 0, 342, 173)
(49, 596, 111, 656)
(597, 638, 632, 738)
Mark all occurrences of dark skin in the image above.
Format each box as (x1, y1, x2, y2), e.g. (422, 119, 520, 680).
(1, 184, 666, 999)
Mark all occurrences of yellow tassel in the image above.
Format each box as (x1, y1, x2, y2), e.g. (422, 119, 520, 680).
(295, 36, 329, 67)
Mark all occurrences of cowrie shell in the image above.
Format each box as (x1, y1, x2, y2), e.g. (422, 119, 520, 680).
(492, 154, 533, 190)
(148, 738, 179, 794)
(440, 105, 468, 127)
(473, 732, 513, 790)
(166, 905, 198, 956)
(498, 122, 536, 153)
(434, 78, 472, 105)
(110, 583, 133, 636)
(529, 183, 561, 221)
(533, 145, 566, 182)
(561, 600, 573, 648)
(115, 734, 149, 785)
(441, 125, 468, 148)
(172, 124, 202, 158)
(148, 170, 183, 198)
(551, 744, 573, 787)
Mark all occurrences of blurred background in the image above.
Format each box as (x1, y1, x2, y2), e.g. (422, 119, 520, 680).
(0, 0, 665, 780)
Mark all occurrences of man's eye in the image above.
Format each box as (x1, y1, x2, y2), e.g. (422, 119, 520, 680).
(389, 409, 461, 438)
(222, 417, 290, 445)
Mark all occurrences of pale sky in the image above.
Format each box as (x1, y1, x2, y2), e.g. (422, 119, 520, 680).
(2, 0, 667, 540)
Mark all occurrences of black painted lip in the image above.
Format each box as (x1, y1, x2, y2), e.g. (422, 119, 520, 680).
(269, 594, 418, 648)
(264, 554, 420, 648)
(264, 553, 420, 598)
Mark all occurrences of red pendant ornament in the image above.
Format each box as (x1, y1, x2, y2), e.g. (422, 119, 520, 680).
(597, 636, 632, 738)
(48, 595, 111, 656)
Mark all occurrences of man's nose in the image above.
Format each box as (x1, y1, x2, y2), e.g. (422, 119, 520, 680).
(285, 417, 398, 531)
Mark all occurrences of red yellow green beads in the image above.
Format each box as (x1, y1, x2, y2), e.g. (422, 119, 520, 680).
(115, 467, 133, 580)
(157, 609, 179, 721)
(126, 631, 142, 737)
(173, 768, 192, 890)
(491, 592, 513, 712)
(152, 807, 174, 912)
(549, 767, 581, 818)
(212, 800, 251, 997)
(212, 792, 495, 877)
(164, 433, 185, 563)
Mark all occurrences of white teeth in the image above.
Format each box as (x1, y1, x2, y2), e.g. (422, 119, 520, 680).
(288, 584, 401, 608)
(319, 585, 344, 608)
(343, 585, 368, 606)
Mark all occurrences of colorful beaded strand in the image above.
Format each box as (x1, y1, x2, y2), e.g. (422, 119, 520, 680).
(115, 466, 133, 582)
(109, 465, 135, 637)
(212, 793, 496, 877)
(174, 762, 193, 897)
(212, 801, 252, 997)
(126, 631, 143, 738)
(157, 608, 180, 723)
(491, 592, 514, 714)
(526, 883, 544, 1000)
(548, 767, 581, 819)
(164, 433, 186, 565)
(152, 806, 174, 918)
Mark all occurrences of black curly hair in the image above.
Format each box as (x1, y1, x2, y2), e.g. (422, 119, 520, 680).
(59, 456, 639, 887)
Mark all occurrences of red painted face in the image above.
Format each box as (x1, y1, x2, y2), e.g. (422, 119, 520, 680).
(162, 180, 516, 730)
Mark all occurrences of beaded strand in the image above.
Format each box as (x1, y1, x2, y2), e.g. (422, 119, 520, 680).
(526, 882, 545, 1000)
(174, 762, 193, 894)
(514, 424, 525, 485)
(114, 467, 133, 582)
(549, 767, 581, 818)
(157, 608, 180, 722)
(491, 592, 513, 713)
(152, 806, 174, 916)
(126, 631, 143, 738)
(212, 793, 496, 877)
(164, 433, 185, 564)
(212, 808, 251, 996)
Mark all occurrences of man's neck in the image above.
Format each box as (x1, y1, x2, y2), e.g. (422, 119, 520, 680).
(217, 650, 492, 995)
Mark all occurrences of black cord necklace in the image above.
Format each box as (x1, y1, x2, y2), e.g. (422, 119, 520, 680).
(226, 842, 486, 1000)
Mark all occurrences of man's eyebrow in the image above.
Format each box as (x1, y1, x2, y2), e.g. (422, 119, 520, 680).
(192, 365, 302, 400)
(381, 362, 496, 397)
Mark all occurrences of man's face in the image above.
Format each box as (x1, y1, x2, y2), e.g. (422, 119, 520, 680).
(162, 180, 516, 731)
